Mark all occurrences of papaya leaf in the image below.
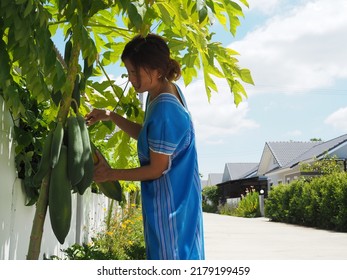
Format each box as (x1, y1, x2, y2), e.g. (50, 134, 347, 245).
(240, 68, 254, 85)
(198, 6, 208, 24)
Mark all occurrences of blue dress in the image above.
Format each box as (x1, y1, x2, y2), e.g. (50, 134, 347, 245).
(137, 85, 205, 260)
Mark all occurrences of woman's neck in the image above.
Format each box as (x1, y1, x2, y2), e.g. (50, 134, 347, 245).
(148, 80, 174, 101)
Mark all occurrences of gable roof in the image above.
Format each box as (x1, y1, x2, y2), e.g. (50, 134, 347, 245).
(223, 163, 259, 182)
(257, 140, 321, 175)
(207, 173, 223, 186)
(267, 141, 320, 167)
(286, 134, 347, 168)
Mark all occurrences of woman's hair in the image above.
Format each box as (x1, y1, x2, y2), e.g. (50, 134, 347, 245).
(121, 33, 181, 82)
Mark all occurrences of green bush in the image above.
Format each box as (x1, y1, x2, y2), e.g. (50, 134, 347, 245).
(235, 188, 261, 218)
(265, 172, 347, 232)
(53, 205, 146, 260)
(219, 188, 261, 218)
(202, 185, 220, 213)
(263, 183, 291, 222)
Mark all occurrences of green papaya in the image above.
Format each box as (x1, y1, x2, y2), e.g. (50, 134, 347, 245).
(75, 155, 94, 195)
(97, 181, 122, 202)
(49, 145, 72, 244)
(51, 121, 64, 168)
(67, 116, 84, 185)
(33, 131, 53, 187)
(74, 115, 93, 194)
(77, 115, 91, 162)
(90, 142, 122, 202)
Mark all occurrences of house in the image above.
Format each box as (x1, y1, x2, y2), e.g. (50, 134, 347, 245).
(214, 134, 347, 202)
(217, 163, 267, 202)
(261, 134, 347, 187)
(205, 173, 223, 187)
(222, 162, 259, 182)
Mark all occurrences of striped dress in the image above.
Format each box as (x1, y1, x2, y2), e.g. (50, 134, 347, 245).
(137, 85, 205, 260)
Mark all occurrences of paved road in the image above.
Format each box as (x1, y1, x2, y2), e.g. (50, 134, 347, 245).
(203, 212, 347, 260)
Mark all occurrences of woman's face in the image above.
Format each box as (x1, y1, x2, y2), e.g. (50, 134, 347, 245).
(124, 59, 160, 93)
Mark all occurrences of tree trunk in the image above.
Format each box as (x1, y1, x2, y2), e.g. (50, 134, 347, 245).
(26, 173, 50, 260)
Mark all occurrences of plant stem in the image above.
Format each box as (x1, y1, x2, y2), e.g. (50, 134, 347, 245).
(26, 172, 50, 260)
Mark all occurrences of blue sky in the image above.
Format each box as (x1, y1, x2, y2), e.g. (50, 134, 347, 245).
(181, 0, 347, 180)
(54, 0, 347, 180)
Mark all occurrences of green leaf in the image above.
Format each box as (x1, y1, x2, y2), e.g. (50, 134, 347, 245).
(232, 80, 247, 106)
(202, 67, 218, 102)
(198, 6, 208, 24)
(23, 0, 33, 18)
(182, 66, 197, 86)
(240, 69, 254, 85)
(155, 2, 172, 25)
(14, 126, 33, 146)
(128, 3, 143, 30)
(0, 39, 11, 83)
(238, 0, 250, 8)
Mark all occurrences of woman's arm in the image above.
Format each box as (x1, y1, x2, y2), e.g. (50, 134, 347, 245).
(85, 108, 142, 140)
(93, 149, 170, 182)
(107, 110, 142, 140)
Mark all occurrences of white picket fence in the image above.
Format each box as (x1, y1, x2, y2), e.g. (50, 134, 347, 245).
(0, 97, 114, 260)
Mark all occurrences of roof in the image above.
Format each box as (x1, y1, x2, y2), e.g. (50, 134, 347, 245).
(223, 163, 259, 182)
(286, 134, 347, 168)
(267, 141, 320, 167)
(257, 140, 321, 175)
(207, 173, 223, 186)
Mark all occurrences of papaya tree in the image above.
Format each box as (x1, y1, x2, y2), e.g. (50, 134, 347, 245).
(0, 0, 253, 260)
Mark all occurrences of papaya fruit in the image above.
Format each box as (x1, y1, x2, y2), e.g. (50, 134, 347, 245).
(67, 116, 84, 185)
(51, 121, 64, 168)
(74, 115, 94, 194)
(97, 180, 122, 202)
(33, 130, 53, 187)
(75, 155, 94, 195)
(49, 145, 72, 244)
(90, 142, 122, 202)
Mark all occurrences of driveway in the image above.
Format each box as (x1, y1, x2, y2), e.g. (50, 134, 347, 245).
(203, 212, 347, 260)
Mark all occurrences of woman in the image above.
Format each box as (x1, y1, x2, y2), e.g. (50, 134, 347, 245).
(86, 34, 205, 260)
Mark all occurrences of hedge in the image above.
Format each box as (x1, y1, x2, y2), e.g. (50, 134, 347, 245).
(265, 172, 347, 232)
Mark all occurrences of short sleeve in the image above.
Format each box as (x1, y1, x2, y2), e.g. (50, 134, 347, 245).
(147, 96, 189, 155)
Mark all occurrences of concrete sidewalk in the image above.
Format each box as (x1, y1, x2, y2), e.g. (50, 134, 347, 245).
(203, 212, 347, 260)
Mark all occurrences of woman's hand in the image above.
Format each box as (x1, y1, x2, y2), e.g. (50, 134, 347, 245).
(93, 150, 113, 183)
(85, 108, 111, 126)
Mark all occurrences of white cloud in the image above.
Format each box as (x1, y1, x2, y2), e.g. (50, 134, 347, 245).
(324, 107, 347, 132)
(231, 0, 347, 95)
(180, 78, 259, 145)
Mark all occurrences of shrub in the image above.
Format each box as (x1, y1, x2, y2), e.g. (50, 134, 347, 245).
(264, 183, 291, 222)
(235, 188, 261, 218)
(202, 185, 220, 213)
(265, 172, 347, 232)
(219, 188, 261, 218)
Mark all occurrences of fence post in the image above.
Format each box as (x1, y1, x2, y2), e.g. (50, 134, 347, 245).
(259, 189, 265, 217)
